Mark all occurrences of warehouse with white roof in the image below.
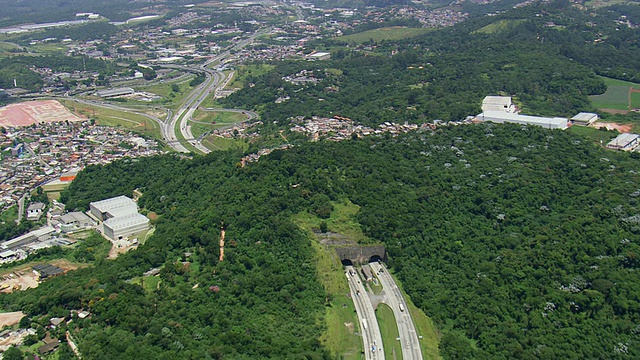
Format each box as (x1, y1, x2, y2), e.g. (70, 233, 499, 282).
(477, 111, 569, 130)
(103, 213, 150, 240)
(90, 195, 138, 221)
(90, 195, 149, 240)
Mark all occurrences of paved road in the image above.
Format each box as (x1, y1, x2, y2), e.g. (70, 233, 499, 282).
(16, 194, 27, 224)
(370, 262, 423, 360)
(345, 266, 384, 359)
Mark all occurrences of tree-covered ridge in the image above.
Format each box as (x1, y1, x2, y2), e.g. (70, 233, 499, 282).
(3, 123, 636, 359)
(2, 154, 329, 359)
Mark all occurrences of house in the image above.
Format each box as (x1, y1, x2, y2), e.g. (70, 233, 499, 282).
(26, 202, 46, 221)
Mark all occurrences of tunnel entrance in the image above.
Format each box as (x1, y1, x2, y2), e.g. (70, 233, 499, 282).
(335, 245, 386, 265)
(369, 255, 383, 264)
(341, 259, 354, 266)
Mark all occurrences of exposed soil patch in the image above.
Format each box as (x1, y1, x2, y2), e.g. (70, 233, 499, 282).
(590, 122, 633, 132)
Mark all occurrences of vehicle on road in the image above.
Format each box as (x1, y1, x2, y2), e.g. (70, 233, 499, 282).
(399, 303, 405, 312)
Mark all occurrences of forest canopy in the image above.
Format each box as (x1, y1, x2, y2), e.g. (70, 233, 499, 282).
(2, 123, 639, 359)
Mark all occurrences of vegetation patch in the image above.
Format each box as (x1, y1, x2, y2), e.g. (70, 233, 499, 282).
(60, 100, 161, 140)
(375, 303, 402, 360)
(473, 19, 527, 34)
(338, 27, 432, 44)
(589, 76, 640, 110)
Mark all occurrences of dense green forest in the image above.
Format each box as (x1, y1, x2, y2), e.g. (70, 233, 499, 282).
(12, 22, 119, 44)
(1, 123, 638, 359)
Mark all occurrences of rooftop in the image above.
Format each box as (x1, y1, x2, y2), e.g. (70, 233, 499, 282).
(103, 213, 149, 230)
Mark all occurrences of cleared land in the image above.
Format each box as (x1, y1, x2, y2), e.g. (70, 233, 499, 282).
(0, 100, 85, 127)
(474, 19, 526, 34)
(568, 125, 617, 144)
(201, 136, 248, 151)
(590, 77, 640, 112)
(60, 100, 162, 139)
(339, 27, 432, 44)
(0, 312, 25, 327)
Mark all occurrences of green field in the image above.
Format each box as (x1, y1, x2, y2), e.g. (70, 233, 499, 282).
(137, 76, 195, 109)
(568, 125, 618, 144)
(201, 136, 248, 151)
(376, 303, 402, 359)
(586, 0, 629, 8)
(632, 91, 640, 109)
(339, 27, 433, 44)
(589, 77, 640, 110)
(227, 64, 276, 90)
(60, 100, 162, 140)
(474, 19, 527, 34)
(192, 109, 247, 126)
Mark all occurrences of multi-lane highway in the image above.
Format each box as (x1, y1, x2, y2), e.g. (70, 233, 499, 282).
(345, 266, 384, 359)
(370, 262, 423, 360)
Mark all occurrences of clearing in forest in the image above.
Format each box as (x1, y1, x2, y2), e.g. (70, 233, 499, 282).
(339, 27, 432, 44)
(590, 77, 640, 113)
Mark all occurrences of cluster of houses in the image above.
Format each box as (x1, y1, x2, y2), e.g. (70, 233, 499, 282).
(0, 120, 161, 213)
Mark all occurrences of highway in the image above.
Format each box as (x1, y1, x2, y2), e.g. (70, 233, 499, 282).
(370, 262, 423, 360)
(345, 266, 384, 360)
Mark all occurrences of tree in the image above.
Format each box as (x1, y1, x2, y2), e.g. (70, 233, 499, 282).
(319, 221, 328, 233)
(3, 346, 22, 360)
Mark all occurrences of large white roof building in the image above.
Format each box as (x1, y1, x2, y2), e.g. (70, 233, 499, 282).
(103, 213, 150, 240)
(477, 111, 569, 130)
(90, 195, 138, 221)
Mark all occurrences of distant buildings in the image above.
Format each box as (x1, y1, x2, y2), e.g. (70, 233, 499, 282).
(308, 52, 330, 61)
(95, 87, 134, 98)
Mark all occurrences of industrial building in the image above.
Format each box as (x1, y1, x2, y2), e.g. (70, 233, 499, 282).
(26, 202, 46, 221)
(606, 133, 640, 151)
(482, 96, 517, 113)
(1, 226, 55, 251)
(90, 195, 150, 240)
(571, 112, 599, 126)
(308, 52, 330, 61)
(477, 111, 569, 130)
(103, 213, 150, 240)
(89, 195, 138, 221)
(58, 212, 95, 233)
(95, 87, 134, 98)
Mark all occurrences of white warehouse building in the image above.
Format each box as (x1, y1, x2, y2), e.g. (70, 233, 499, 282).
(477, 111, 569, 130)
(103, 213, 150, 240)
(90, 196, 138, 221)
(90, 195, 150, 240)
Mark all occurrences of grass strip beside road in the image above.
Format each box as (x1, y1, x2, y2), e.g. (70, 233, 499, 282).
(376, 303, 402, 360)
